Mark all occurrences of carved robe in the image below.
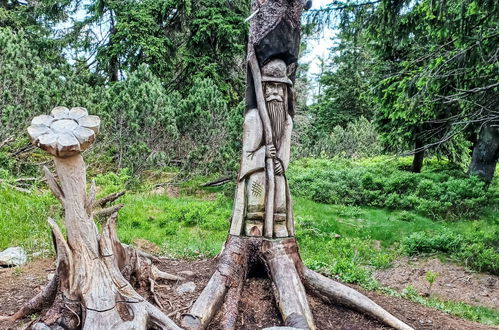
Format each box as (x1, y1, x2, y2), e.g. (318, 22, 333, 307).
(229, 107, 294, 238)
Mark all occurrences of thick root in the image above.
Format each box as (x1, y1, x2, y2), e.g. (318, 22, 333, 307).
(184, 236, 414, 330)
(261, 239, 315, 330)
(182, 236, 249, 330)
(303, 268, 413, 330)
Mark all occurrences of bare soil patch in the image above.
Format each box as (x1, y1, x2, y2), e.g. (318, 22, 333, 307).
(374, 257, 499, 310)
(0, 257, 496, 329)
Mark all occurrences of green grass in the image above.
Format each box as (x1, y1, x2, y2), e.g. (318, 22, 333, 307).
(0, 163, 497, 326)
(0, 185, 59, 255)
(117, 193, 231, 258)
(396, 285, 499, 325)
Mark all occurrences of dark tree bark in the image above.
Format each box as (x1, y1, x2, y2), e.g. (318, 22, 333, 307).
(411, 137, 424, 173)
(469, 122, 499, 184)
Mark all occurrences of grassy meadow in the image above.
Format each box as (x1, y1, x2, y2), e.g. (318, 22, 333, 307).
(0, 156, 498, 324)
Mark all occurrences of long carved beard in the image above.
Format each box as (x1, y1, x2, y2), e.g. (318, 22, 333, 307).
(267, 100, 286, 147)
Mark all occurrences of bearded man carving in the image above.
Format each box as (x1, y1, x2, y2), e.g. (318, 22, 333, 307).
(230, 58, 293, 238)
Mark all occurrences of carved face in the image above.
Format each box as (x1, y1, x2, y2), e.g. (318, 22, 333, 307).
(264, 82, 286, 103)
(265, 82, 287, 146)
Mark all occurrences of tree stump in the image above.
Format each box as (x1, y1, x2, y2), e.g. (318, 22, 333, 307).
(1, 107, 181, 330)
(182, 1, 413, 329)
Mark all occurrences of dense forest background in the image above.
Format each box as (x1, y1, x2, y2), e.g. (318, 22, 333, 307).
(1, 0, 497, 181)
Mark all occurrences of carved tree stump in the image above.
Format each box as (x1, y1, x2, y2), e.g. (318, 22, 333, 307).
(1, 107, 181, 330)
(182, 1, 414, 329)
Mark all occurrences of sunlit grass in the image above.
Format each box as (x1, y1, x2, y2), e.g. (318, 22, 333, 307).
(1, 173, 497, 325)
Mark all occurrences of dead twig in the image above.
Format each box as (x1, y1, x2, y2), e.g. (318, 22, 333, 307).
(93, 191, 126, 208)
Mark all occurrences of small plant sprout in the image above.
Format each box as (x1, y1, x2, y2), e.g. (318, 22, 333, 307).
(425, 270, 439, 296)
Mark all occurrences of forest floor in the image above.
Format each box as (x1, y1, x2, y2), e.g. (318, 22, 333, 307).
(0, 257, 497, 330)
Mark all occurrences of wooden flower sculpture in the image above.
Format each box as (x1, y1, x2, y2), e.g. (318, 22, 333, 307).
(28, 106, 100, 157)
(1, 107, 181, 329)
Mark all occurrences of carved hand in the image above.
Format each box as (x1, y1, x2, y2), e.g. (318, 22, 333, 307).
(266, 144, 276, 158)
(274, 160, 283, 175)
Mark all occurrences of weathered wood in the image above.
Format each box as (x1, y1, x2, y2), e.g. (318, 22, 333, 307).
(94, 190, 126, 208)
(151, 264, 185, 281)
(93, 203, 124, 218)
(28, 107, 100, 158)
(3, 107, 182, 330)
(182, 236, 248, 330)
(183, 271, 228, 330)
(43, 166, 64, 203)
(249, 55, 276, 239)
(262, 238, 315, 330)
(200, 177, 232, 187)
(303, 268, 413, 330)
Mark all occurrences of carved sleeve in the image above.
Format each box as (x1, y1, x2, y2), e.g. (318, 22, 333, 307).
(239, 108, 265, 180)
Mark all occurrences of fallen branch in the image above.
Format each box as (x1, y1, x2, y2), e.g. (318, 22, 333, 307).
(0, 136, 14, 149)
(0, 180, 31, 193)
(93, 191, 125, 208)
(200, 177, 233, 187)
(93, 204, 124, 218)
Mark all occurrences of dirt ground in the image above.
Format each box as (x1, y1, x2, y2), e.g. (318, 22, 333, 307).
(0, 257, 497, 330)
(374, 257, 499, 310)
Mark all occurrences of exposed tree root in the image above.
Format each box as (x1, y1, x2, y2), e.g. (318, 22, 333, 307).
(182, 235, 413, 330)
(0, 155, 181, 329)
(0, 272, 59, 323)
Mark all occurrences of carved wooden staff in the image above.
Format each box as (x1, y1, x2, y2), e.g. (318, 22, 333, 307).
(248, 54, 275, 238)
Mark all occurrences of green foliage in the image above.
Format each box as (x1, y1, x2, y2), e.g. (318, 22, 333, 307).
(400, 285, 499, 325)
(95, 65, 180, 172)
(0, 0, 248, 175)
(175, 77, 243, 173)
(309, 0, 499, 173)
(296, 117, 382, 158)
(309, 32, 374, 131)
(0, 28, 95, 140)
(117, 193, 231, 259)
(0, 185, 58, 254)
(425, 270, 438, 287)
(288, 157, 497, 219)
(93, 168, 132, 196)
(402, 228, 499, 274)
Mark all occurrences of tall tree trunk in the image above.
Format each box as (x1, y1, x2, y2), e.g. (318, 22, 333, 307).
(469, 122, 499, 184)
(411, 137, 424, 173)
(108, 10, 119, 82)
(181, 1, 413, 329)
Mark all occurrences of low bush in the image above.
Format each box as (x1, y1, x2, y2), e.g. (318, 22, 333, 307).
(288, 157, 497, 220)
(401, 229, 499, 274)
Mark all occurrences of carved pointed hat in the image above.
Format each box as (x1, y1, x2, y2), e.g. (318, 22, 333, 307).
(261, 59, 292, 85)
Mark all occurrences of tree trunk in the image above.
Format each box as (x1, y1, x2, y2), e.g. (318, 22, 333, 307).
(182, 236, 413, 330)
(411, 137, 424, 173)
(3, 109, 182, 329)
(469, 122, 499, 183)
(182, 0, 414, 329)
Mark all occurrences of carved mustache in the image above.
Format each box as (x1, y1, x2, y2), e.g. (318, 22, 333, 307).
(265, 95, 284, 102)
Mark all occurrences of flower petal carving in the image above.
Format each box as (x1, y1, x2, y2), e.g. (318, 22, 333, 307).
(27, 107, 100, 158)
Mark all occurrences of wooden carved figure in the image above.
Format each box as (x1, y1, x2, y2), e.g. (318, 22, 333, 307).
(1, 107, 181, 330)
(231, 58, 294, 238)
(182, 1, 413, 330)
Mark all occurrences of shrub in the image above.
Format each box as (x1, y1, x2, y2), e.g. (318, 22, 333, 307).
(401, 229, 465, 255)
(288, 156, 497, 220)
(294, 117, 383, 159)
(401, 229, 499, 275)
